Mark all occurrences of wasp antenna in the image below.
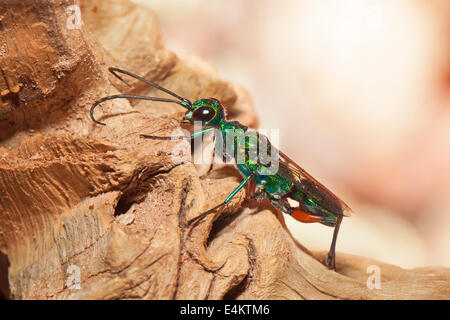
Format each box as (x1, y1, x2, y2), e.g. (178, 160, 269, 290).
(90, 94, 187, 126)
(108, 68, 133, 88)
(108, 67, 192, 108)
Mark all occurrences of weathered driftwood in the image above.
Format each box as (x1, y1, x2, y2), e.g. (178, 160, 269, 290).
(0, 0, 449, 300)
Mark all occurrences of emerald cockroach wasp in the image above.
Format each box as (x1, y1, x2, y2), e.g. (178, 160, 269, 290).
(90, 67, 352, 270)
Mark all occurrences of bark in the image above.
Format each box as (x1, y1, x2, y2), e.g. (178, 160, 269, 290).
(0, 0, 448, 300)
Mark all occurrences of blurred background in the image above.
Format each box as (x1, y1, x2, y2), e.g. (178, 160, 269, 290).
(133, 0, 450, 268)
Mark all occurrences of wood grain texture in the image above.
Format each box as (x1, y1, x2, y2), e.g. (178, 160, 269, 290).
(0, 0, 448, 300)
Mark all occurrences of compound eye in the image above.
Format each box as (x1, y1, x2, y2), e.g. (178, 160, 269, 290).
(192, 106, 215, 122)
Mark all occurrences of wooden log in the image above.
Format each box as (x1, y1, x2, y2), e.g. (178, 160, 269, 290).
(0, 0, 448, 299)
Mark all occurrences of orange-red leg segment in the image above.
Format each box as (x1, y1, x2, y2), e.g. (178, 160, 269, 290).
(291, 208, 324, 223)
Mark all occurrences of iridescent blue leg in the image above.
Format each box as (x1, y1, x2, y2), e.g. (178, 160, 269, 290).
(187, 175, 252, 226)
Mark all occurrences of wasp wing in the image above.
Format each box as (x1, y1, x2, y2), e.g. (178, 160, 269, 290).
(277, 150, 352, 217)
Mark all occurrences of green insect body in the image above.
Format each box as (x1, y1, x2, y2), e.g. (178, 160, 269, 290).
(90, 68, 352, 270)
(189, 99, 347, 227)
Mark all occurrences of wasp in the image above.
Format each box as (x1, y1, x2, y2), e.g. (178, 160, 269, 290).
(91, 68, 352, 270)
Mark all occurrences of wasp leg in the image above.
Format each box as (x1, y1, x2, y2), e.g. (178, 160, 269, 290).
(140, 134, 191, 140)
(245, 177, 264, 200)
(271, 197, 342, 270)
(187, 174, 253, 227)
(290, 208, 324, 223)
(271, 198, 323, 223)
(326, 214, 343, 270)
(140, 127, 215, 140)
